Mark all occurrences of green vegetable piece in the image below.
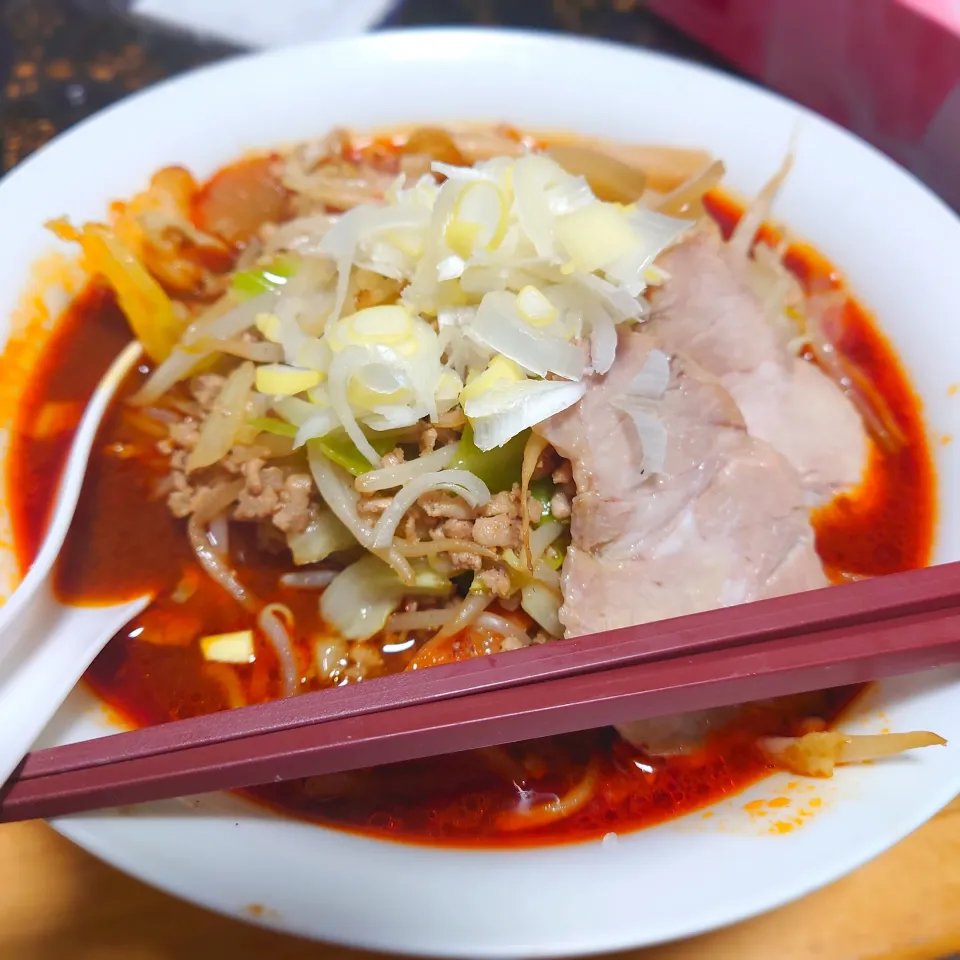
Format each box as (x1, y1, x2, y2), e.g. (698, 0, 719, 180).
(452, 422, 528, 494)
(528, 476, 555, 524)
(468, 571, 499, 595)
(230, 255, 299, 301)
(248, 416, 298, 439)
(315, 428, 398, 477)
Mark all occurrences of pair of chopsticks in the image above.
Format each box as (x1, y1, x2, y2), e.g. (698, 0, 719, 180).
(2, 561, 959, 822)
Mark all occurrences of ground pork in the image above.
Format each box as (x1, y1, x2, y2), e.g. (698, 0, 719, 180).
(419, 426, 438, 454)
(441, 519, 474, 540)
(190, 373, 226, 411)
(168, 419, 200, 451)
(234, 465, 284, 520)
(231, 466, 313, 535)
(357, 496, 394, 516)
(472, 515, 521, 549)
(449, 551, 483, 572)
(381, 446, 405, 468)
(480, 487, 521, 518)
(476, 567, 512, 597)
(167, 480, 210, 519)
(549, 490, 572, 520)
(551, 461, 573, 485)
(420, 492, 475, 520)
(274, 473, 313, 534)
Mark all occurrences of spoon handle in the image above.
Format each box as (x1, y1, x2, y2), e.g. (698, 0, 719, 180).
(0, 592, 149, 789)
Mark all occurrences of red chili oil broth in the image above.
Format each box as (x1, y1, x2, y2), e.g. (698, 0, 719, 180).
(5, 189, 934, 847)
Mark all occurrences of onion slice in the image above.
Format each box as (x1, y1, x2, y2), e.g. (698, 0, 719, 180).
(759, 730, 946, 777)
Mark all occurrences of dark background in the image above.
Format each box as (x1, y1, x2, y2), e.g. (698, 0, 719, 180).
(0, 0, 728, 173)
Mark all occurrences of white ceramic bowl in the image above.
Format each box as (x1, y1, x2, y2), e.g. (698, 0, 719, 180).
(1, 28, 960, 958)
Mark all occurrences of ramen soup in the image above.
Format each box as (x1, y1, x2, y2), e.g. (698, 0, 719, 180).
(8, 126, 940, 846)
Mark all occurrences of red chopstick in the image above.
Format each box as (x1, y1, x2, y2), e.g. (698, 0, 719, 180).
(2, 600, 959, 822)
(18, 561, 960, 783)
(2, 562, 959, 822)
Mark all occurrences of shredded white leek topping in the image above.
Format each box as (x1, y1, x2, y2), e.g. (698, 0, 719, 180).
(247, 153, 690, 456)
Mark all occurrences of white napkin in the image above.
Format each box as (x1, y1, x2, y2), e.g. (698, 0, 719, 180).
(130, 0, 399, 48)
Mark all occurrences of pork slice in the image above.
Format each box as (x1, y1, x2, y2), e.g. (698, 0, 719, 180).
(536, 330, 828, 755)
(541, 332, 746, 561)
(537, 330, 827, 637)
(650, 233, 868, 500)
(724, 357, 869, 502)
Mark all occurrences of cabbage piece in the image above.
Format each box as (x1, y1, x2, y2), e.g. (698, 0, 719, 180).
(320, 554, 452, 641)
(527, 477, 553, 522)
(287, 507, 356, 565)
(521, 582, 563, 638)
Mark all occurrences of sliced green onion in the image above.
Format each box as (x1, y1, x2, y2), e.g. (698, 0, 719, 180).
(231, 255, 299, 301)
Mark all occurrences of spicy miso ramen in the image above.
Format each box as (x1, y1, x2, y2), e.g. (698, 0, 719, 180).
(9, 124, 942, 846)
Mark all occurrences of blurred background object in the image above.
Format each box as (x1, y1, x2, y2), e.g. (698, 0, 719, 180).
(648, 0, 960, 211)
(0, 0, 721, 175)
(124, 0, 400, 48)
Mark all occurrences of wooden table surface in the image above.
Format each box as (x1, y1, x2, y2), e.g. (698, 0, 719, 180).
(4, 3, 960, 959)
(1, 798, 960, 960)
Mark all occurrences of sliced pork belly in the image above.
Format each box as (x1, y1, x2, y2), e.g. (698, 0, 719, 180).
(536, 331, 827, 755)
(649, 233, 868, 500)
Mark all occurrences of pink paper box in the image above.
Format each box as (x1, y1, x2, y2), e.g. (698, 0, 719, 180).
(648, 0, 960, 208)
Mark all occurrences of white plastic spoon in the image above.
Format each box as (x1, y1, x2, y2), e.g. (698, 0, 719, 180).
(0, 341, 151, 787)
